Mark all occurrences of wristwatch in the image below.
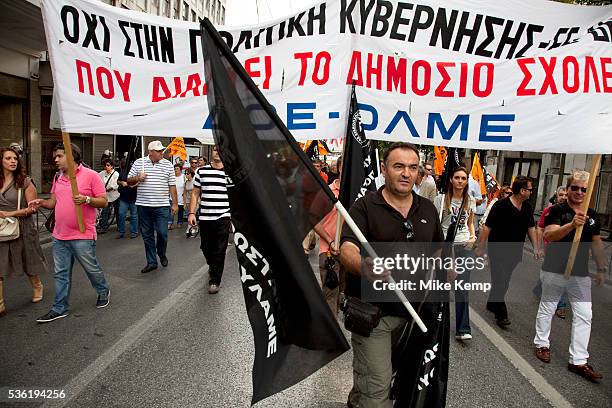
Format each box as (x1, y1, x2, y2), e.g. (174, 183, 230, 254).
(85, 196, 92, 205)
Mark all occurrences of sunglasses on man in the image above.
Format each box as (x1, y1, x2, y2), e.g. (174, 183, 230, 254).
(403, 220, 415, 241)
(569, 185, 587, 193)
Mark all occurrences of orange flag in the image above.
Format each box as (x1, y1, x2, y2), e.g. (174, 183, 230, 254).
(166, 137, 187, 161)
(433, 146, 446, 176)
(470, 153, 487, 195)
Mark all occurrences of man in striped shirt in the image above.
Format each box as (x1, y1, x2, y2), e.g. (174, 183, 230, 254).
(188, 145, 231, 294)
(127, 141, 178, 273)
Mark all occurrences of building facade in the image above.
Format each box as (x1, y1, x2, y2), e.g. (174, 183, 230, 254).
(0, 0, 225, 193)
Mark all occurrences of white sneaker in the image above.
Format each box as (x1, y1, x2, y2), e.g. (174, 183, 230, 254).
(455, 333, 473, 341)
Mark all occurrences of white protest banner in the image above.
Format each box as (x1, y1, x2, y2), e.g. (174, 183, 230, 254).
(42, 0, 612, 153)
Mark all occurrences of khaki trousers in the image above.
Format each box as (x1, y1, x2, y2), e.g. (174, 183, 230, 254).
(351, 315, 408, 408)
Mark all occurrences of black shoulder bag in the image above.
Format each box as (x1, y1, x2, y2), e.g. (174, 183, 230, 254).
(341, 296, 382, 338)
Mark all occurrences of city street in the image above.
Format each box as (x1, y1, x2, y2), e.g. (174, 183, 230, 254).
(1, 228, 611, 408)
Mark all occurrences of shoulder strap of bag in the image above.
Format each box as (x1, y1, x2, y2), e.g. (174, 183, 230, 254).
(17, 188, 21, 211)
(439, 194, 445, 223)
(104, 171, 116, 188)
(450, 193, 467, 240)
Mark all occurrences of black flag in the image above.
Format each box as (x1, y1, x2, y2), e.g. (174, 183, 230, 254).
(391, 300, 450, 407)
(200, 19, 349, 405)
(338, 85, 379, 208)
(439, 147, 462, 194)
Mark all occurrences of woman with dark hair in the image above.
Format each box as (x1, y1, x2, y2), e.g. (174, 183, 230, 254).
(0, 147, 48, 316)
(434, 166, 477, 341)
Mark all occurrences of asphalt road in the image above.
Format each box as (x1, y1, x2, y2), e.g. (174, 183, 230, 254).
(0, 228, 610, 407)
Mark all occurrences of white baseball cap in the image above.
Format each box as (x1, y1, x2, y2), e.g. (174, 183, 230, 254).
(148, 140, 165, 151)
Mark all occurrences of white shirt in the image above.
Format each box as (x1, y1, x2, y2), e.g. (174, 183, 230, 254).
(128, 157, 175, 207)
(434, 194, 476, 243)
(194, 165, 231, 221)
(423, 174, 436, 187)
(468, 175, 486, 215)
(174, 174, 185, 206)
(98, 169, 119, 202)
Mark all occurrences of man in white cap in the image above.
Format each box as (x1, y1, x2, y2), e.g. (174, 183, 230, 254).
(127, 141, 178, 273)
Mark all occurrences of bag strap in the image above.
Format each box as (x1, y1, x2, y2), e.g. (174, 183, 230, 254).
(17, 188, 21, 211)
(449, 194, 467, 242)
(104, 171, 116, 188)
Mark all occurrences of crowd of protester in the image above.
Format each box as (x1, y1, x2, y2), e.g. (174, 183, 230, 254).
(0, 141, 608, 406)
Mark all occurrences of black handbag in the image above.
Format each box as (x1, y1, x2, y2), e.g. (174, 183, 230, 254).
(44, 210, 55, 234)
(341, 296, 382, 337)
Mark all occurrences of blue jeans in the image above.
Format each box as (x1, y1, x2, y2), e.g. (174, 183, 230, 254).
(98, 200, 118, 231)
(117, 200, 138, 235)
(454, 246, 473, 335)
(167, 201, 184, 226)
(137, 205, 169, 267)
(52, 238, 109, 314)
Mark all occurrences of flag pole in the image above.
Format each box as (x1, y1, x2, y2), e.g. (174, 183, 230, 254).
(563, 154, 602, 279)
(333, 210, 343, 252)
(141, 136, 145, 173)
(335, 201, 428, 333)
(61, 132, 85, 233)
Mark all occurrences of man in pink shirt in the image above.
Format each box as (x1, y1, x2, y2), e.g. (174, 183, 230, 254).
(29, 143, 111, 323)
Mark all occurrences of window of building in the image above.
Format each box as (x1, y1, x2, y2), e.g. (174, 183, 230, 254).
(136, 0, 147, 12)
(173, 0, 180, 19)
(220, 5, 225, 24)
(162, 0, 171, 17)
(183, 1, 189, 20)
(150, 0, 159, 15)
(192, 10, 196, 22)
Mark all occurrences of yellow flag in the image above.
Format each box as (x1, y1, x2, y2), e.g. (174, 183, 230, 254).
(166, 137, 187, 161)
(433, 146, 446, 176)
(470, 153, 486, 195)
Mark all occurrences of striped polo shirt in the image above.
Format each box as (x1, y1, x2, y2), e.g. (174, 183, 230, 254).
(194, 165, 231, 221)
(128, 157, 175, 207)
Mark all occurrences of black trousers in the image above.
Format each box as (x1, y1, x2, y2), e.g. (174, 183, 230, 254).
(486, 254, 520, 320)
(199, 218, 231, 285)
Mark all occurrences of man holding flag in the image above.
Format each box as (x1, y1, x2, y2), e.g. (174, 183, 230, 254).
(340, 142, 446, 408)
